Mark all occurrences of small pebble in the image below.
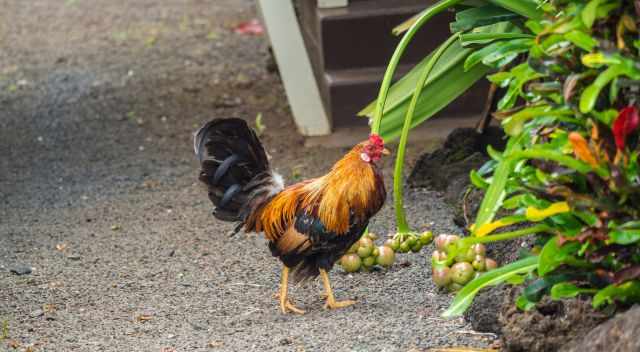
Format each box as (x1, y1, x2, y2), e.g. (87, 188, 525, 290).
(10, 265, 32, 275)
(30, 309, 44, 318)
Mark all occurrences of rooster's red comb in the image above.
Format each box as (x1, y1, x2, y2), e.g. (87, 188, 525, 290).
(368, 133, 384, 147)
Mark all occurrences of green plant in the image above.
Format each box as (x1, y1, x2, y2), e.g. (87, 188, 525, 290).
(362, 0, 542, 239)
(1, 319, 8, 341)
(365, 0, 640, 315)
(444, 0, 640, 315)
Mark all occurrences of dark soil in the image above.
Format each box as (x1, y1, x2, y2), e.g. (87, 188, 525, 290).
(462, 238, 532, 336)
(500, 289, 610, 352)
(0, 1, 495, 351)
(408, 127, 505, 228)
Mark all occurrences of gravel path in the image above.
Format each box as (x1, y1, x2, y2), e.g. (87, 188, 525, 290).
(0, 1, 494, 351)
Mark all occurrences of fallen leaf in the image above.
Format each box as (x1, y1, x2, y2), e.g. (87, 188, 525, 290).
(7, 340, 20, 349)
(55, 243, 67, 251)
(233, 19, 264, 35)
(208, 340, 224, 348)
(111, 224, 121, 231)
(136, 314, 153, 322)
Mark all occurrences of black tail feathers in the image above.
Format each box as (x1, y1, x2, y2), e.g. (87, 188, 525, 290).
(194, 118, 284, 224)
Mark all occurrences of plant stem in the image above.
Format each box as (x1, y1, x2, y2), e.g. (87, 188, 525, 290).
(370, 0, 463, 135)
(463, 224, 551, 246)
(393, 34, 460, 233)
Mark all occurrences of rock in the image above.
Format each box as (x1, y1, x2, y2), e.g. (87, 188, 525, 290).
(10, 265, 32, 275)
(560, 305, 640, 352)
(29, 309, 44, 318)
(499, 288, 609, 352)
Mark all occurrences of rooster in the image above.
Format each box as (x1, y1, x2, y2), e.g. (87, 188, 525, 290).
(194, 118, 388, 314)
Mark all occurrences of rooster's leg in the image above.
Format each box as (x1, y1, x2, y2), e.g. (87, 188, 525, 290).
(279, 266, 305, 314)
(320, 269, 356, 310)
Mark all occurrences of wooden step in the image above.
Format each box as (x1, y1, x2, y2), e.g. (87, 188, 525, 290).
(323, 66, 488, 128)
(298, 0, 453, 70)
(296, 0, 489, 128)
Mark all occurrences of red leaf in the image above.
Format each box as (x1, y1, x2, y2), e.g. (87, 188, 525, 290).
(612, 106, 639, 150)
(233, 19, 264, 35)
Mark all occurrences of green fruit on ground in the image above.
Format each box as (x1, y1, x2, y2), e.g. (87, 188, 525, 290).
(434, 234, 449, 251)
(454, 249, 470, 263)
(367, 232, 378, 241)
(376, 246, 395, 267)
(485, 258, 498, 271)
(384, 238, 400, 251)
(419, 231, 433, 245)
(372, 247, 380, 257)
(432, 266, 451, 287)
(472, 255, 486, 271)
(359, 237, 374, 249)
(399, 241, 411, 253)
(362, 256, 376, 268)
(357, 245, 373, 258)
(347, 242, 359, 254)
(444, 235, 460, 248)
(410, 241, 423, 253)
(447, 282, 464, 292)
(471, 243, 486, 256)
(340, 254, 361, 273)
(406, 234, 418, 247)
(451, 262, 475, 285)
(453, 246, 475, 263)
(432, 250, 447, 263)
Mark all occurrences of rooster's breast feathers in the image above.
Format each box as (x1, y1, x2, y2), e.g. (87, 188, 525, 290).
(250, 149, 385, 242)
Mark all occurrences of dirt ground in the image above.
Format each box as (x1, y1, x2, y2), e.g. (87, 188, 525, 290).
(0, 1, 494, 351)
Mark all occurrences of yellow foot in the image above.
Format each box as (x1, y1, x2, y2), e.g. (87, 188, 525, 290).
(280, 299, 306, 315)
(324, 298, 356, 310)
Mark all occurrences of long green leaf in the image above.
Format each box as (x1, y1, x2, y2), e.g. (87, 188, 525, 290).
(377, 61, 490, 141)
(473, 157, 513, 228)
(460, 32, 533, 46)
(360, 40, 473, 118)
(451, 5, 519, 32)
(370, 0, 465, 135)
(442, 255, 539, 318)
(487, 0, 544, 19)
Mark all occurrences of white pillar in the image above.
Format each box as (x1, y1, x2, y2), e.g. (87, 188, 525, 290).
(257, 0, 332, 136)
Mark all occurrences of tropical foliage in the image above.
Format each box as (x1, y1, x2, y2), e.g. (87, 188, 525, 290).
(363, 0, 640, 316)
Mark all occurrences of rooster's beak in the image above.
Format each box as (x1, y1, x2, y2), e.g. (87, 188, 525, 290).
(382, 148, 391, 156)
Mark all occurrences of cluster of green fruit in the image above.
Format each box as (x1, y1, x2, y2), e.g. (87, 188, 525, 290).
(431, 234, 498, 292)
(339, 231, 433, 272)
(385, 231, 433, 254)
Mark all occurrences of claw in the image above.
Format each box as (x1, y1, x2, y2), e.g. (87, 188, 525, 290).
(279, 266, 305, 315)
(320, 269, 356, 310)
(324, 298, 356, 310)
(282, 300, 306, 315)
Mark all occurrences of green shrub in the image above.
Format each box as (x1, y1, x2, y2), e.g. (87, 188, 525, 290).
(363, 0, 640, 316)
